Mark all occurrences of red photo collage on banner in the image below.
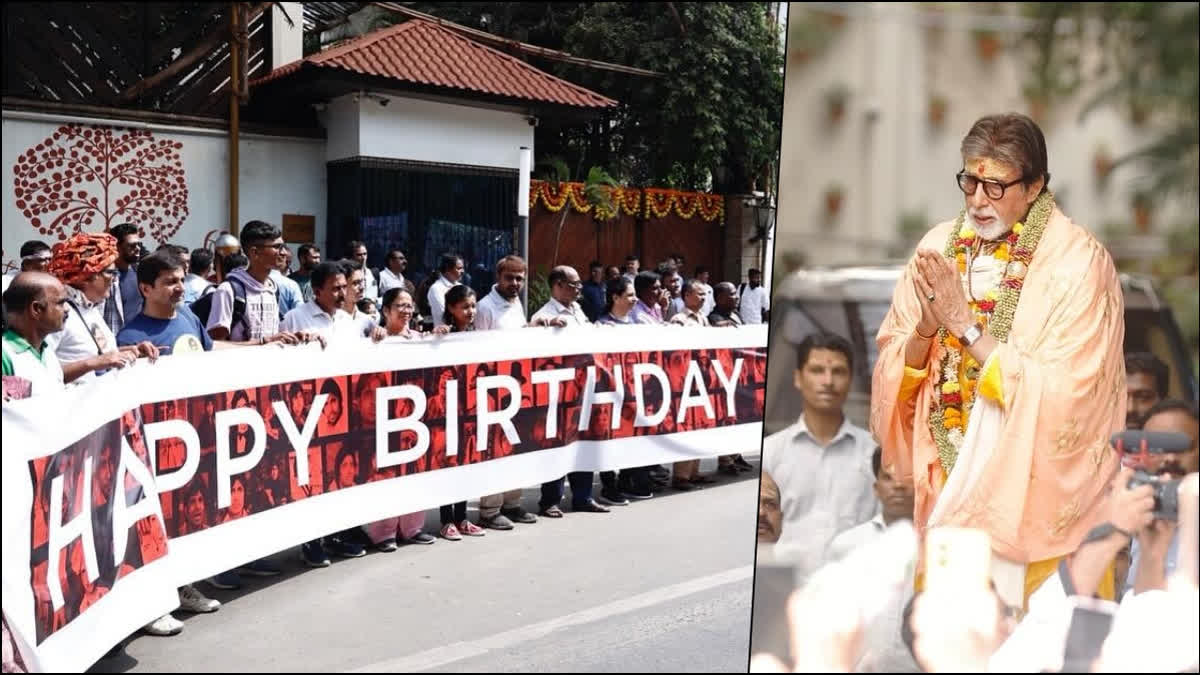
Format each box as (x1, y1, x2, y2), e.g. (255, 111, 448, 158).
(27, 409, 167, 644)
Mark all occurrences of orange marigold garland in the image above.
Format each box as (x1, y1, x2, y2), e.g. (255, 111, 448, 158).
(530, 182, 723, 222)
(928, 190, 1054, 473)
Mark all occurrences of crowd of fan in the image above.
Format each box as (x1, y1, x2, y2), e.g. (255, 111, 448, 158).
(753, 334, 1199, 673)
(1, 221, 765, 642)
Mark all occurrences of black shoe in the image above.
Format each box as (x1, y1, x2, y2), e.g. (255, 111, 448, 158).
(733, 456, 754, 471)
(324, 537, 366, 559)
(671, 480, 696, 492)
(719, 464, 740, 477)
(648, 465, 670, 478)
(598, 488, 630, 506)
(624, 486, 654, 500)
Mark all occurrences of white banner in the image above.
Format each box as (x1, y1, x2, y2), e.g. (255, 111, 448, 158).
(1, 325, 766, 672)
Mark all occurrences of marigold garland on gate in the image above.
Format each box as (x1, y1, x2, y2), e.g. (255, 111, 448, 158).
(529, 180, 724, 223)
(928, 190, 1054, 474)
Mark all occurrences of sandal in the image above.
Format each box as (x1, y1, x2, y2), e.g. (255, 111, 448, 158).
(539, 505, 565, 518)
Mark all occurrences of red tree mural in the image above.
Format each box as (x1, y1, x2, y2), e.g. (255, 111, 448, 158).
(12, 124, 190, 243)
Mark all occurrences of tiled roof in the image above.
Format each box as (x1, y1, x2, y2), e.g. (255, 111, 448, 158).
(251, 18, 617, 108)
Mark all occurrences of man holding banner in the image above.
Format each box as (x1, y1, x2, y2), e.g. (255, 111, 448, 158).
(476, 255, 540, 531)
(114, 249, 223, 632)
(2, 247, 769, 672)
(532, 265, 611, 517)
(2, 273, 67, 397)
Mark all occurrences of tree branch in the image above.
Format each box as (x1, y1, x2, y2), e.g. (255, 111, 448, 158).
(666, 2, 687, 36)
(117, 2, 270, 103)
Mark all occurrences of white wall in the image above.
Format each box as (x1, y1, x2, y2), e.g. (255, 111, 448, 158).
(2, 111, 326, 269)
(353, 94, 535, 169)
(776, 2, 1196, 266)
(323, 94, 360, 163)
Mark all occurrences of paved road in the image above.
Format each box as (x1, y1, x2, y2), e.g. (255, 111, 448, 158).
(90, 455, 760, 673)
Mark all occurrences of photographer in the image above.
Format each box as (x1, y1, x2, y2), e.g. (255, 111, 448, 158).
(1126, 400, 1197, 595)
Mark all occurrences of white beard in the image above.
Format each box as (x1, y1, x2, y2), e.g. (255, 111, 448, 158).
(965, 210, 1010, 242)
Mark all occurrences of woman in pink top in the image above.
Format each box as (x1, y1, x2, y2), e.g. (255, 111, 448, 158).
(363, 288, 438, 549)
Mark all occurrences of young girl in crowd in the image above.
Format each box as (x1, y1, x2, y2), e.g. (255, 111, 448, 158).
(432, 285, 486, 540)
(363, 288, 439, 549)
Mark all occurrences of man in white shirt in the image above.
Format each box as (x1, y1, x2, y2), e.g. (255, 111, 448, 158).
(337, 259, 385, 341)
(760, 333, 878, 583)
(280, 261, 354, 344)
(528, 264, 610, 517)
(43, 232, 158, 384)
(668, 280, 710, 327)
(346, 240, 379, 301)
(473, 255, 544, 530)
(428, 253, 464, 328)
(2, 272, 67, 397)
(378, 249, 412, 296)
(825, 447, 919, 673)
(530, 265, 591, 326)
(738, 268, 770, 325)
(474, 255, 529, 330)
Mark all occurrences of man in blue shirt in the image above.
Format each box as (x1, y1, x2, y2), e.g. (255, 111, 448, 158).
(579, 261, 606, 322)
(117, 250, 212, 354)
(109, 223, 144, 325)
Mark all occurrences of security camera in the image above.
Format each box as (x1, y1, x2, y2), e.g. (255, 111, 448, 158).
(378, 97, 389, 107)
(526, 115, 539, 127)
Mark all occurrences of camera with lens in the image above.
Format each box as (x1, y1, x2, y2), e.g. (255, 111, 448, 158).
(1110, 430, 1191, 521)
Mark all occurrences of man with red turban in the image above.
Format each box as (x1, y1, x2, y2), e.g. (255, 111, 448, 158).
(46, 232, 157, 384)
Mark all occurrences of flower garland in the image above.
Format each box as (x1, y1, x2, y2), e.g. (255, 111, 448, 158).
(643, 188, 725, 222)
(928, 190, 1054, 474)
(528, 180, 724, 223)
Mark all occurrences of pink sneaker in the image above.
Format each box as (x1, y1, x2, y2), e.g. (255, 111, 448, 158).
(440, 523, 462, 541)
(458, 520, 486, 537)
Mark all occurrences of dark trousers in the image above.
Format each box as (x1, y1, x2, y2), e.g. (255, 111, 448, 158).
(440, 501, 467, 525)
(539, 472, 595, 509)
(600, 466, 651, 492)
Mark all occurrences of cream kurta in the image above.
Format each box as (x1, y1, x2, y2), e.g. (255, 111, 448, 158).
(871, 206, 1125, 567)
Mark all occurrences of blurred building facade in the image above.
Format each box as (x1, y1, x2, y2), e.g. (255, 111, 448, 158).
(775, 2, 1197, 270)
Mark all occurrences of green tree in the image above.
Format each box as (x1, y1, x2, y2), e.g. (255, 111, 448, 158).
(407, 2, 784, 194)
(1023, 2, 1198, 196)
(536, 157, 619, 266)
(1024, 3, 1199, 373)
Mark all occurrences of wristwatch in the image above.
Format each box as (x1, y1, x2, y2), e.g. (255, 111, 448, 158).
(959, 322, 984, 347)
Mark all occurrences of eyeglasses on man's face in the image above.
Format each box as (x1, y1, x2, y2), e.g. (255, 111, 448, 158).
(956, 170, 1025, 200)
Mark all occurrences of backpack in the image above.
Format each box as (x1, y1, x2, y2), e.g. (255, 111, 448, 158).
(189, 276, 254, 335)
